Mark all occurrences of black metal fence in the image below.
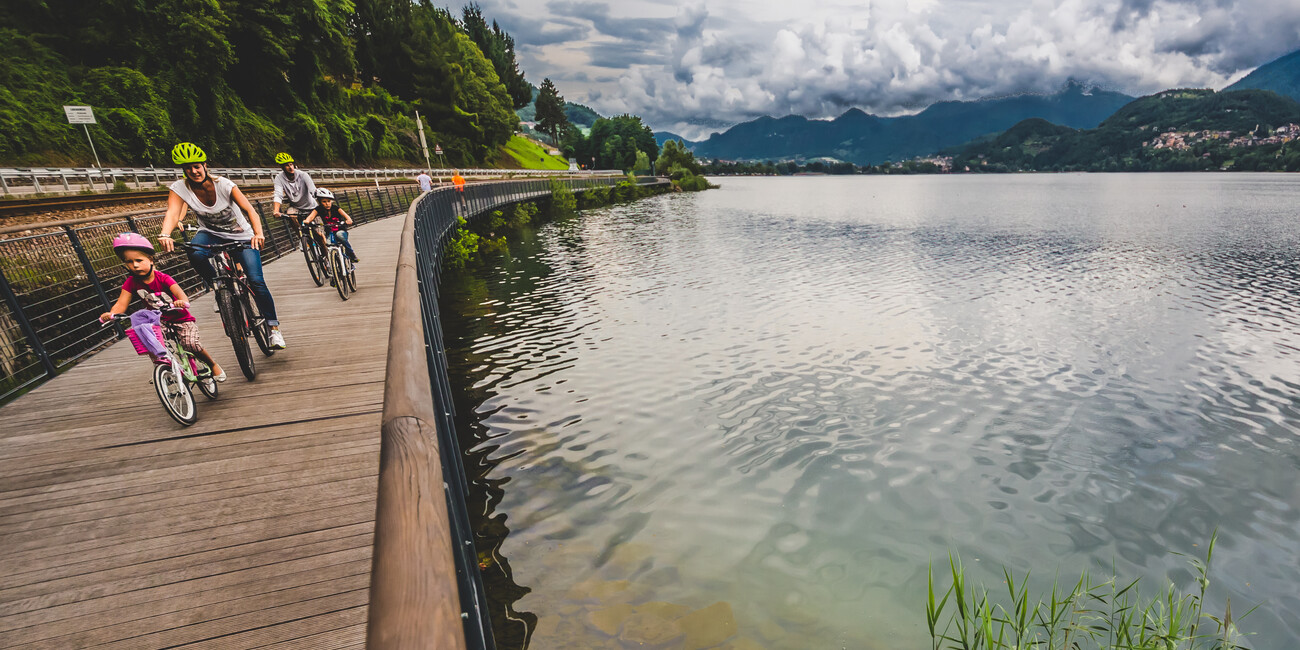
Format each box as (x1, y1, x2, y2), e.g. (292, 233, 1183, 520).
(0, 183, 422, 404)
(399, 174, 670, 649)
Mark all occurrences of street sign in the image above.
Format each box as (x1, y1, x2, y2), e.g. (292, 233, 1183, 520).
(63, 106, 96, 124)
(434, 145, 443, 156)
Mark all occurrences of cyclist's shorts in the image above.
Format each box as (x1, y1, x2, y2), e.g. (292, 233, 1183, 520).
(175, 321, 202, 352)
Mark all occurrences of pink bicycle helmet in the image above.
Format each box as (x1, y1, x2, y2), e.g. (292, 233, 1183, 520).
(112, 232, 155, 258)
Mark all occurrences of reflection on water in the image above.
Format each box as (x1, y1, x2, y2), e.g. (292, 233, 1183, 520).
(441, 174, 1300, 649)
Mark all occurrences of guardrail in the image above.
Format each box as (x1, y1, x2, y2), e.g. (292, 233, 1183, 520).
(374, 175, 671, 649)
(0, 184, 421, 404)
(0, 166, 623, 195)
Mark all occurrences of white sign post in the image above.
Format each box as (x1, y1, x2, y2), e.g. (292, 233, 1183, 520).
(434, 144, 446, 180)
(415, 110, 432, 174)
(64, 106, 105, 187)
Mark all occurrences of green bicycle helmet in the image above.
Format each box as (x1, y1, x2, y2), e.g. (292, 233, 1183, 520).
(171, 142, 207, 165)
(274, 152, 294, 165)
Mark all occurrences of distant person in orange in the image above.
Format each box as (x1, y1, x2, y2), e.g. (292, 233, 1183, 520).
(452, 170, 467, 213)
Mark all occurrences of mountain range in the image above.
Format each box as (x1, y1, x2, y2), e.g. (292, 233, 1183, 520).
(656, 47, 1300, 166)
(657, 82, 1133, 165)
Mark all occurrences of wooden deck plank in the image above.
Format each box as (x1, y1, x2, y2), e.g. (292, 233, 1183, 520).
(0, 214, 408, 648)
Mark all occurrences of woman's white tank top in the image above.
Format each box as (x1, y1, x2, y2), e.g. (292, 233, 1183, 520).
(169, 175, 254, 241)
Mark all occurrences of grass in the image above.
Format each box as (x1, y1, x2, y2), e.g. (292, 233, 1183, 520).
(926, 531, 1256, 650)
(497, 135, 570, 170)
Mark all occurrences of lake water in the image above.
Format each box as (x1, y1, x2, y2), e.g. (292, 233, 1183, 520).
(440, 174, 1300, 649)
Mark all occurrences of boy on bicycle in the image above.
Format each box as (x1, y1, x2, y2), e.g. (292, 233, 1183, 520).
(101, 233, 226, 382)
(303, 188, 358, 262)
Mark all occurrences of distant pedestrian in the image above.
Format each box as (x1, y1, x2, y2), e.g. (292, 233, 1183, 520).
(416, 170, 432, 193)
(452, 170, 467, 213)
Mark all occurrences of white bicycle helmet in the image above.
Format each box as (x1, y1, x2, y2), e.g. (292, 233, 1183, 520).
(315, 188, 335, 200)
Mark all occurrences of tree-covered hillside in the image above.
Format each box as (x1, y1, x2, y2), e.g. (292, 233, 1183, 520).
(0, 0, 529, 168)
(946, 89, 1300, 172)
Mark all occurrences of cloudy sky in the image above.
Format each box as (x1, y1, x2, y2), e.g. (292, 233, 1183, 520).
(477, 0, 1300, 139)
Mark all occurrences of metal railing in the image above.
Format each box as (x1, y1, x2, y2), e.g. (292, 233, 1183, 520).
(0, 166, 622, 195)
(373, 175, 671, 649)
(0, 184, 422, 404)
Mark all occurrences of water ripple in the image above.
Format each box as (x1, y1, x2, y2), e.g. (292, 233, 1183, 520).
(443, 175, 1300, 648)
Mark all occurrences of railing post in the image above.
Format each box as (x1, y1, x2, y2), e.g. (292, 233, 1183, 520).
(63, 226, 122, 338)
(0, 267, 57, 377)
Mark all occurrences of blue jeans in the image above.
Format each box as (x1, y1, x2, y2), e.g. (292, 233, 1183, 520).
(328, 230, 355, 258)
(185, 230, 280, 326)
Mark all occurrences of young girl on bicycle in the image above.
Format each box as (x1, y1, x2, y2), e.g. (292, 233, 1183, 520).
(157, 142, 287, 349)
(100, 233, 226, 382)
(303, 188, 358, 262)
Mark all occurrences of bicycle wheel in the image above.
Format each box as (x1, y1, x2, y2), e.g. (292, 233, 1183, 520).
(331, 249, 350, 301)
(302, 236, 324, 286)
(154, 362, 197, 426)
(241, 291, 276, 356)
(194, 358, 219, 399)
(346, 255, 358, 292)
(217, 287, 256, 380)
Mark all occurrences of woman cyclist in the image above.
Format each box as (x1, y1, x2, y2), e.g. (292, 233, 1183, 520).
(157, 142, 287, 350)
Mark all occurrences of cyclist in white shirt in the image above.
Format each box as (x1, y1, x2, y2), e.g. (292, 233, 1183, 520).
(157, 142, 287, 349)
(271, 153, 322, 249)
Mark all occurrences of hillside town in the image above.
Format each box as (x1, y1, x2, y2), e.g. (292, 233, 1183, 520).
(1146, 123, 1300, 151)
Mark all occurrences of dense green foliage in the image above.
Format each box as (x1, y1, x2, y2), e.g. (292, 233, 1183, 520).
(0, 0, 522, 167)
(565, 115, 658, 171)
(515, 86, 602, 129)
(461, 3, 530, 110)
(655, 140, 716, 190)
(444, 179, 672, 269)
(947, 89, 1300, 172)
(533, 78, 568, 146)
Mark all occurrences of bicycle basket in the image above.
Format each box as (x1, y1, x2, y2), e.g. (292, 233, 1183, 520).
(125, 324, 165, 352)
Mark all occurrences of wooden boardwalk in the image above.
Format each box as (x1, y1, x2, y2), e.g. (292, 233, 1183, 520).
(0, 214, 407, 649)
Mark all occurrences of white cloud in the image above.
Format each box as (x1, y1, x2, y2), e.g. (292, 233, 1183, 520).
(478, 0, 1300, 138)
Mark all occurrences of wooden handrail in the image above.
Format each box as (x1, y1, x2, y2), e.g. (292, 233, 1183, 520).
(367, 192, 467, 649)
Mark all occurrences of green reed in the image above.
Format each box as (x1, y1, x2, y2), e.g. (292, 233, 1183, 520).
(926, 531, 1256, 650)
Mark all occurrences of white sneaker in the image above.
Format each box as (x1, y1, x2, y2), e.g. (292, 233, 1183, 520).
(213, 368, 227, 382)
(269, 330, 287, 350)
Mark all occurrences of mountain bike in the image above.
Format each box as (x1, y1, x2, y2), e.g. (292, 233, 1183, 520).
(325, 231, 358, 301)
(282, 208, 330, 286)
(103, 303, 218, 426)
(178, 240, 275, 380)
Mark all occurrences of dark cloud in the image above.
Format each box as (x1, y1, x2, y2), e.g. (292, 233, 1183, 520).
(584, 41, 667, 69)
(548, 1, 675, 43)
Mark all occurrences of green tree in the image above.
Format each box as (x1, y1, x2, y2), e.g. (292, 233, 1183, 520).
(534, 78, 568, 146)
(462, 3, 530, 110)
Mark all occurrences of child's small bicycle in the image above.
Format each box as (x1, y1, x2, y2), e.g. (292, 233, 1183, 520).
(104, 298, 218, 426)
(326, 233, 357, 301)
